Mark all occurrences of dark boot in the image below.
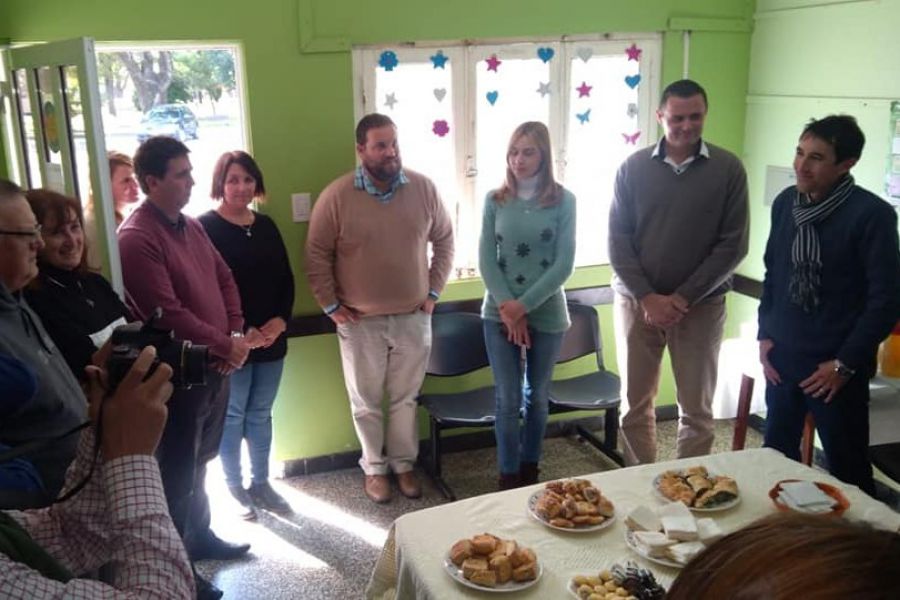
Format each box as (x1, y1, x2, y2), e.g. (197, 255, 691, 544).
(498, 472, 520, 490)
(520, 462, 540, 485)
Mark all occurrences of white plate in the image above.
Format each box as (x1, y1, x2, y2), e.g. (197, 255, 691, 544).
(566, 567, 670, 599)
(527, 489, 617, 533)
(651, 472, 741, 512)
(443, 556, 542, 593)
(623, 529, 682, 569)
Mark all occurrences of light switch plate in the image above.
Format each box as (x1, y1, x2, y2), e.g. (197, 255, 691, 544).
(292, 193, 311, 222)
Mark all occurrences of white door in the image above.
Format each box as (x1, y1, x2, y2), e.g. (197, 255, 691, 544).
(2, 38, 121, 292)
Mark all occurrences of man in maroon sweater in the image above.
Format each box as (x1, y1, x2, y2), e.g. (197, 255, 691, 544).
(119, 136, 253, 600)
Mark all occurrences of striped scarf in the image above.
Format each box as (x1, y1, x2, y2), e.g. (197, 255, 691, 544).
(789, 175, 854, 312)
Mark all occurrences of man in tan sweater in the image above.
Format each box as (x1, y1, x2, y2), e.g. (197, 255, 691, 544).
(306, 114, 454, 503)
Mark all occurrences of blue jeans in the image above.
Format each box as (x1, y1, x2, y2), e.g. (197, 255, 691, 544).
(483, 321, 564, 475)
(219, 359, 285, 488)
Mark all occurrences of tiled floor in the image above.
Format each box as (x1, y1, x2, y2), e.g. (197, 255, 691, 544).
(197, 419, 765, 599)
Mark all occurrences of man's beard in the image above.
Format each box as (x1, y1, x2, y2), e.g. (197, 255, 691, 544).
(367, 158, 401, 183)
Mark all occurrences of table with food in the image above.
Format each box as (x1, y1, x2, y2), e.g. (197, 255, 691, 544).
(366, 448, 900, 599)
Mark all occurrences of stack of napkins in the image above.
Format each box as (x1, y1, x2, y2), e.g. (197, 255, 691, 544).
(625, 502, 724, 565)
(777, 481, 836, 514)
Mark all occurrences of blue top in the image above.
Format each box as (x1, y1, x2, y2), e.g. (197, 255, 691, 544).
(479, 188, 576, 333)
(758, 184, 900, 378)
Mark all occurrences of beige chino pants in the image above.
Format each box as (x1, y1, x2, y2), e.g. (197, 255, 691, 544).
(613, 293, 726, 466)
(336, 311, 431, 475)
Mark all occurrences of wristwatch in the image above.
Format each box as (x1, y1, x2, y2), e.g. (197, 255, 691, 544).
(834, 359, 855, 378)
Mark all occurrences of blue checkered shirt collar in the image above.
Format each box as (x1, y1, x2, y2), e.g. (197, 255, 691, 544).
(354, 165, 409, 203)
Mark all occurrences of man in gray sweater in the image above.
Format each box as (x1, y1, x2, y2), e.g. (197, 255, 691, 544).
(608, 80, 749, 465)
(0, 180, 86, 507)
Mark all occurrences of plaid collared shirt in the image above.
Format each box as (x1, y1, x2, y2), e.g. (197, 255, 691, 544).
(353, 165, 409, 203)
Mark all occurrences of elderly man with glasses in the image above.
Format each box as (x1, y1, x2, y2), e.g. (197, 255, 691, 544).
(0, 179, 87, 509)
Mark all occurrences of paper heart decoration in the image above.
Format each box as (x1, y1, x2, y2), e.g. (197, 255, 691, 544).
(433, 88, 447, 102)
(486, 91, 499, 105)
(537, 47, 555, 63)
(625, 74, 642, 89)
(576, 47, 593, 62)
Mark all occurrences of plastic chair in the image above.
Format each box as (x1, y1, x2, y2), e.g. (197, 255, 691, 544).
(548, 302, 624, 467)
(417, 312, 496, 500)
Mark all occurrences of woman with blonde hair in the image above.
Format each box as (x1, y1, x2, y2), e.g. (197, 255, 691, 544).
(667, 512, 900, 599)
(479, 121, 576, 489)
(107, 151, 139, 225)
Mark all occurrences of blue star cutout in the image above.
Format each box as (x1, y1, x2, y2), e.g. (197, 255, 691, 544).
(430, 50, 449, 69)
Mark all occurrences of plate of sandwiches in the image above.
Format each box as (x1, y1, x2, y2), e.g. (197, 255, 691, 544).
(652, 465, 740, 512)
(623, 502, 725, 569)
(445, 533, 542, 592)
(527, 478, 616, 532)
(568, 561, 668, 599)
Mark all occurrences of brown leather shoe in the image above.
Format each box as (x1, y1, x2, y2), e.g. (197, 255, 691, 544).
(396, 470, 422, 499)
(364, 474, 391, 503)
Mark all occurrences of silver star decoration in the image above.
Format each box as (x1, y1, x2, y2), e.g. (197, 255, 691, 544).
(384, 93, 398, 110)
(536, 82, 551, 97)
(626, 103, 639, 119)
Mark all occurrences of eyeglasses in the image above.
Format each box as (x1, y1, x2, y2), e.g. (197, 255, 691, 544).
(0, 224, 42, 239)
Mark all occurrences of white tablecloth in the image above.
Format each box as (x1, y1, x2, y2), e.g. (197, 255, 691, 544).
(367, 448, 900, 600)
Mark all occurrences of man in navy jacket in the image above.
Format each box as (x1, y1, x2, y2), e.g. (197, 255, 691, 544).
(758, 115, 900, 496)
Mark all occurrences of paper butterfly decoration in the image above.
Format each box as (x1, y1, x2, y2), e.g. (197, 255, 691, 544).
(576, 109, 591, 124)
(622, 131, 641, 144)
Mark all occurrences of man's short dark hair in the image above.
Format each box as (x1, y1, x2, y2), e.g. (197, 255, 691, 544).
(659, 79, 708, 110)
(0, 179, 24, 205)
(355, 113, 395, 146)
(801, 115, 865, 164)
(133, 136, 190, 194)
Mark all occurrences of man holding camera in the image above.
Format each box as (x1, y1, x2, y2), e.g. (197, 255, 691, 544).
(0, 346, 194, 599)
(118, 137, 252, 598)
(0, 180, 86, 509)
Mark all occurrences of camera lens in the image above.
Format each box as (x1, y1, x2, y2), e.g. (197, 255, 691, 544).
(178, 342, 209, 387)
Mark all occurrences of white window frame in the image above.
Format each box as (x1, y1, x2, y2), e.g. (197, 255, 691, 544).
(352, 33, 662, 278)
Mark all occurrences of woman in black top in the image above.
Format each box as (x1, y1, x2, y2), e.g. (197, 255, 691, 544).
(24, 189, 129, 382)
(200, 151, 295, 519)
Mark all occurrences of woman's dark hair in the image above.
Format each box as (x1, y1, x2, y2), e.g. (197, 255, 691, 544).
(210, 151, 266, 201)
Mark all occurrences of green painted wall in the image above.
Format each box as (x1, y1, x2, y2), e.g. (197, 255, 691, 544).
(2, 0, 754, 461)
(741, 0, 900, 280)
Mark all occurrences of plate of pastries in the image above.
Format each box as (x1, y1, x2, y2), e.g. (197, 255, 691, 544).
(652, 465, 739, 511)
(569, 561, 667, 600)
(445, 533, 541, 592)
(528, 478, 616, 532)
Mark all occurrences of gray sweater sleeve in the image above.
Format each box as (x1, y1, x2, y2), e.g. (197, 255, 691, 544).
(608, 158, 655, 300)
(674, 157, 750, 304)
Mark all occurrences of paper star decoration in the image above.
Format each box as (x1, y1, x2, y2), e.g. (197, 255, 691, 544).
(536, 82, 551, 97)
(576, 81, 593, 98)
(378, 50, 399, 71)
(625, 43, 642, 61)
(430, 50, 449, 69)
(432, 120, 450, 137)
(485, 54, 502, 72)
(576, 109, 591, 124)
(384, 93, 398, 110)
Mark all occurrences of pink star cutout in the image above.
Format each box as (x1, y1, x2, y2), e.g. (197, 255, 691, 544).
(576, 81, 592, 98)
(625, 43, 642, 61)
(485, 54, 501, 72)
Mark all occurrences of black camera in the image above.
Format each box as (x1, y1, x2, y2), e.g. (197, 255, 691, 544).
(106, 309, 209, 390)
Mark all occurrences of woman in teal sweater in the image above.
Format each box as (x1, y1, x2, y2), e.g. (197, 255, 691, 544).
(479, 121, 576, 489)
